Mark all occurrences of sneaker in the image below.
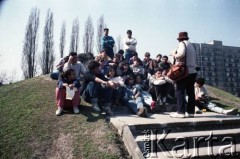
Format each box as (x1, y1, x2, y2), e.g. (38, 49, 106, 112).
(158, 99, 163, 106)
(185, 112, 194, 118)
(92, 103, 100, 112)
(102, 106, 114, 116)
(137, 107, 145, 116)
(164, 102, 169, 106)
(170, 112, 185, 118)
(73, 106, 80, 114)
(56, 107, 62, 116)
(223, 108, 238, 115)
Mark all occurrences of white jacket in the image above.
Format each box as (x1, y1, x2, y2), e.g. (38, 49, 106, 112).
(124, 37, 137, 51)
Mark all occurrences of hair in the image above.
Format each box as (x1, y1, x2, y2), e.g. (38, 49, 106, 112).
(124, 75, 134, 85)
(162, 55, 168, 60)
(132, 52, 138, 57)
(69, 52, 77, 56)
(145, 52, 150, 57)
(134, 74, 143, 82)
(118, 49, 124, 55)
(88, 60, 100, 70)
(154, 67, 163, 73)
(127, 30, 132, 34)
(114, 53, 121, 59)
(196, 77, 205, 86)
(104, 28, 109, 31)
(156, 54, 162, 58)
(106, 66, 116, 77)
(61, 68, 75, 80)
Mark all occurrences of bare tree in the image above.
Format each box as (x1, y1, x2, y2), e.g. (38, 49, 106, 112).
(116, 35, 123, 51)
(21, 7, 40, 79)
(59, 21, 66, 58)
(96, 15, 106, 54)
(83, 15, 94, 53)
(69, 18, 80, 53)
(41, 9, 55, 74)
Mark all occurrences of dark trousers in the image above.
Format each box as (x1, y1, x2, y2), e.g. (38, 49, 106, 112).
(83, 82, 113, 104)
(175, 73, 197, 114)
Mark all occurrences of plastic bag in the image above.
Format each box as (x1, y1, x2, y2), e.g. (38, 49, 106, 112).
(66, 86, 76, 100)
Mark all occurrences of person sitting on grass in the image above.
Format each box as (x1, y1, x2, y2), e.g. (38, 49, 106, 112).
(195, 78, 238, 115)
(81, 61, 116, 116)
(55, 69, 81, 116)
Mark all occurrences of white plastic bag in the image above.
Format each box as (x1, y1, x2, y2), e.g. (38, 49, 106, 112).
(66, 86, 76, 100)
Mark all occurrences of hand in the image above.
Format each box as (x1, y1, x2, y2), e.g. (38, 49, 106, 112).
(63, 83, 68, 87)
(107, 81, 116, 89)
(68, 55, 74, 63)
(69, 84, 74, 89)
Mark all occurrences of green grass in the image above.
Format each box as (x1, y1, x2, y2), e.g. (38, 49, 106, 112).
(206, 85, 240, 110)
(0, 76, 129, 159)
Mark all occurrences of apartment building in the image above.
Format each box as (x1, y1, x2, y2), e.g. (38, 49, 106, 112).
(193, 40, 240, 97)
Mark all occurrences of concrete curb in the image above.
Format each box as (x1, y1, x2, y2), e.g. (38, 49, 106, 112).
(110, 118, 144, 159)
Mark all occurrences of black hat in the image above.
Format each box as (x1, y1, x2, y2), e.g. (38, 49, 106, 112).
(177, 32, 189, 40)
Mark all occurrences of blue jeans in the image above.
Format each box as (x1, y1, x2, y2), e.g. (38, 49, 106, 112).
(196, 100, 223, 114)
(126, 97, 144, 114)
(125, 50, 134, 63)
(83, 82, 113, 104)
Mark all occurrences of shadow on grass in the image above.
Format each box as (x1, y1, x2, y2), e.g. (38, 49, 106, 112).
(79, 105, 103, 122)
(209, 96, 220, 101)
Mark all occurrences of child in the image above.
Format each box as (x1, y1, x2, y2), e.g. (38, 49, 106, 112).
(195, 78, 238, 115)
(122, 76, 147, 117)
(105, 66, 124, 106)
(149, 68, 168, 106)
(55, 69, 81, 116)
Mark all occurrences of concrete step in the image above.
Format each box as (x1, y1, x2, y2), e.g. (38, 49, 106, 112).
(135, 128, 240, 153)
(144, 144, 240, 159)
(110, 112, 240, 159)
(131, 117, 240, 133)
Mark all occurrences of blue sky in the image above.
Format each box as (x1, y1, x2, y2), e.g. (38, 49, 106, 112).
(0, 0, 240, 81)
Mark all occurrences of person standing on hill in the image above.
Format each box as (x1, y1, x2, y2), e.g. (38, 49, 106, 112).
(100, 28, 115, 59)
(124, 30, 137, 62)
(170, 32, 197, 118)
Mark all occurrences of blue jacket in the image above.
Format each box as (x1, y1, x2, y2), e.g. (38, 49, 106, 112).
(57, 78, 81, 89)
(101, 36, 115, 59)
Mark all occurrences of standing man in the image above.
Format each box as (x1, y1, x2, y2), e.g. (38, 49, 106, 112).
(170, 32, 197, 118)
(124, 30, 137, 62)
(100, 28, 115, 59)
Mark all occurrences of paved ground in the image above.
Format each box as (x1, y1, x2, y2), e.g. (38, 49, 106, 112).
(111, 109, 240, 126)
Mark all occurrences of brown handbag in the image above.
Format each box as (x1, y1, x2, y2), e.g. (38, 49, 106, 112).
(167, 42, 188, 81)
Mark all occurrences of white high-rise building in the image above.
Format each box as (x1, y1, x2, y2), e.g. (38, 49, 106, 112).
(193, 40, 240, 96)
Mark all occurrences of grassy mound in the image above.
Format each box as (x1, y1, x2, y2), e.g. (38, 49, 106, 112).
(0, 76, 129, 159)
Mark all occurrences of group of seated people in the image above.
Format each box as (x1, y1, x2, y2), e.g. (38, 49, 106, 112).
(53, 50, 238, 117)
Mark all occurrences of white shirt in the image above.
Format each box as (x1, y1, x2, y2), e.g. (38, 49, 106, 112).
(175, 40, 197, 74)
(195, 84, 208, 98)
(124, 37, 137, 51)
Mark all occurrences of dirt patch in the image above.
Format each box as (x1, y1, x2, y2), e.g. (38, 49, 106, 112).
(48, 133, 73, 159)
